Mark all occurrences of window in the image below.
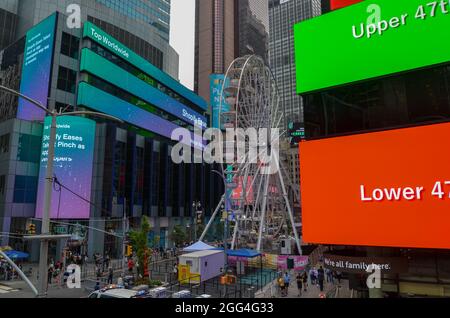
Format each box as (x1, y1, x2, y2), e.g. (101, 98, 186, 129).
(134, 146, 144, 205)
(17, 134, 41, 163)
(0, 175, 5, 196)
(57, 66, 77, 93)
(113, 141, 127, 200)
(13, 175, 38, 204)
(0, 134, 9, 154)
(61, 32, 80, 59)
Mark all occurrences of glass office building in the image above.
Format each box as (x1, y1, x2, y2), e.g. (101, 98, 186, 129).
(269, 0, 321, 126)
(0, 11, 223, 259)
(96, 0, 171, 42)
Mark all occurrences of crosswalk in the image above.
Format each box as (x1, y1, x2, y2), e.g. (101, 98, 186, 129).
(0, 284, 19, 295)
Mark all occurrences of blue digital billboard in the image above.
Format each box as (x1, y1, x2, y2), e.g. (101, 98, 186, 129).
(77, 82, 204, 149)
(35, 116, 96, 220)
(17, 13, 57, 121)
(80, 49, 207, 129)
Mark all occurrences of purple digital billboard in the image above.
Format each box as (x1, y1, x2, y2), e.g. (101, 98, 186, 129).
(35, 116, 96, 220)
(17, 13, 57, 121)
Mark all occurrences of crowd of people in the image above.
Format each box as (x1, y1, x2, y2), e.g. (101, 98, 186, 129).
(277, 266, 343, 297)
(0, 260, 23, 281)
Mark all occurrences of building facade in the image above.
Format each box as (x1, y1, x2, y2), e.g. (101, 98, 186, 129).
(194, 0, 269, 109)
(0, 5, 223, 259)
(298, 2, 450, 298)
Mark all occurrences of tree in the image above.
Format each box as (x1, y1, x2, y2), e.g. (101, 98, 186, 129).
(213, 221, 224, 241)
(129, 216, 151, 279)
(170, 225, 187, 247)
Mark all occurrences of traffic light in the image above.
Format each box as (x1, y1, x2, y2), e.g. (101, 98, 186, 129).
(126, 245, 133, 257)
(27, 223, 36, 235)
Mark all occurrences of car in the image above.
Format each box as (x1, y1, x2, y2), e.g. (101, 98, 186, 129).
(88, 286, 147, 299)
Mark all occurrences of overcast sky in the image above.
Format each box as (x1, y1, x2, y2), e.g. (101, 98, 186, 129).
(170, 0, 196, 90)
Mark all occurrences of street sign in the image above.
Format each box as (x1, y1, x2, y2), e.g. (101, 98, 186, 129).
(53, 225, 68, 235)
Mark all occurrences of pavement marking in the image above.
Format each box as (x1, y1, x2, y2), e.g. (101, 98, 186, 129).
(0, 284, 19, 294)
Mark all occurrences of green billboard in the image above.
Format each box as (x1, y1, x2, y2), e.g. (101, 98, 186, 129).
(294, 0, 450, 94)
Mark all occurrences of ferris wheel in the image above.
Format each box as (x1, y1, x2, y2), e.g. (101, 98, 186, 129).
(201, 55, 302, 255)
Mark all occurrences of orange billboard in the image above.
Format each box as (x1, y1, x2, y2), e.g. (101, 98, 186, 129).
(299, 123, 450, 250)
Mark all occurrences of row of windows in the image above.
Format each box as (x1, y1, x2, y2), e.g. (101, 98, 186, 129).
(88, 16, 164, 69)
(85, 73, 196, 133)
(89, 43, 205, 115)
(96, 0, 170, 26)
(304, 65, 450, 139)
(102, 131, 223, 218)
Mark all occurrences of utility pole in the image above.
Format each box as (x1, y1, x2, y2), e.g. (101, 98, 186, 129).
(37, 105, 57, 297)
(122, 198, 128, 277)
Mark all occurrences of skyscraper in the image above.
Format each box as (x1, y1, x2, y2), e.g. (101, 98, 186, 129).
(194, 0, 269, 107)
(269, 0, 321, 217)
(269, 0, 321, 125)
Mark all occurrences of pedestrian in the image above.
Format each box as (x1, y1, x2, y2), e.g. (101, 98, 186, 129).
(302, 271, 308, 292)
(336, 271, 342, 285)
(296, 273, 303, 297)
(318, 266, 325, 292)
(96, 266, 102, 280)
(284, 272, 291, 297)
(173, 263, 178, 281)
(63, 270, 69, 286)
(326, 269, 334, 284)
(47, 266, 53, 284)
(107, 267, 114, 285)
(128, 258, 134, 274)
(117, 275, 124, 287)
(104, 254, 110, 271)
(277, 274, 285, 297)
(309, 268, 315, 286)
(95, 281, 101, 291)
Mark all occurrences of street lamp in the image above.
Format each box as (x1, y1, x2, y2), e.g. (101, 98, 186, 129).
(211, 169, 230, 295)
(192, 201, 202, 242)
(0, 84, 123, 297)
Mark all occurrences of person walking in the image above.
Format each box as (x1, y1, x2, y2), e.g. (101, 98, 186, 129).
(277, 274, 285, 297)
(327, 269, 334, 285)
(173, 263, 178, 282)
(127, 258, 134, 275)
(296, 273, 303, 297)
(117, 275, 124, 287)
(336, 271, 342, 285)
(284, 272, 291, 297)
(47, 266, 53, 285)
(302, 271, 308, 292)
(95, 281, 101, 291)
(309, 268, 316, 286)
(318, 266, 325, 292)
(107, 267, 114, 285)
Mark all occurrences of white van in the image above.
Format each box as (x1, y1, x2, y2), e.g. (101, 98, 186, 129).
(88, 288, 142, 299)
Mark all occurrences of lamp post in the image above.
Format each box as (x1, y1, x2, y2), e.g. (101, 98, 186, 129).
(0, 84, 123, 297)
(211, 169, 230, 298)
(192, 201, 202, 242)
